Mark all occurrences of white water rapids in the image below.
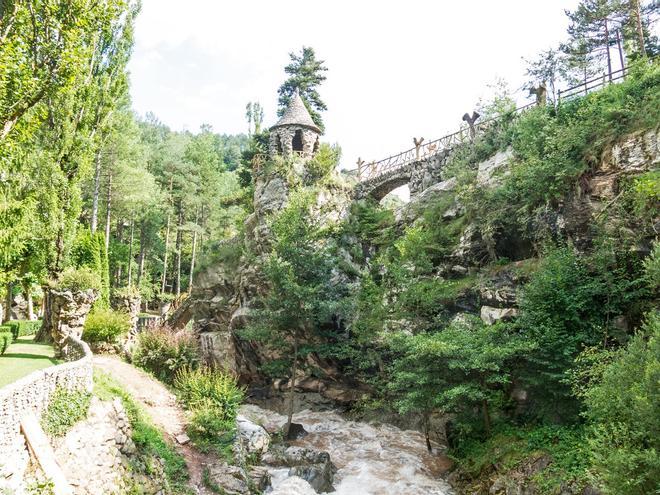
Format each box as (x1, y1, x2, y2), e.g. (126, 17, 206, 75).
(240, 405, 454, 495)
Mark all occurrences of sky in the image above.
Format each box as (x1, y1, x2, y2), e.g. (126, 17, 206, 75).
(129, 0, 582, 173)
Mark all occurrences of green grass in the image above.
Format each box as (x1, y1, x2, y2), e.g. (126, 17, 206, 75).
(0, 335, 60, 388)
(93, 370, 193, 494)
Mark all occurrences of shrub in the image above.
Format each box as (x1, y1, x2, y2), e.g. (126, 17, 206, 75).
(132, 326, 200, 383)
(174, 366, 244, 421)
(8, 319, 41, 340)
(580, 311, 660, 495)
(174, 367, 243, 456)
(41, 386, 91, 437)
(52, 266, 101, 293)
(83, 308, 131, 344)
(0, 330, 12, 355)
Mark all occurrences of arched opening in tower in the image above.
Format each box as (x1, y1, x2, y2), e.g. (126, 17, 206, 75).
(276, 134, 283, 154)
(313, 136, 320, 154)
(292, 130, 304, 153)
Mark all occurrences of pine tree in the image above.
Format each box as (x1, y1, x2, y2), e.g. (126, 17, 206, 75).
(277, 46, 328, 132)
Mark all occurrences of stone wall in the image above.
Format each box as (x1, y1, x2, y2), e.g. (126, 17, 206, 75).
(0, 335, 93, 492)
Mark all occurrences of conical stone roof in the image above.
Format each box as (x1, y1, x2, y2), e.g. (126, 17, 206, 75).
(271, 91, 321, 133)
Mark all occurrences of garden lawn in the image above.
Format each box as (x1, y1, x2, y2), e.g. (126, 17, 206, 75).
(0, 336, 60, 388)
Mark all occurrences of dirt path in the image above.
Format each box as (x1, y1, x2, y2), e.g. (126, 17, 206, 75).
(93, 355, 213, 494)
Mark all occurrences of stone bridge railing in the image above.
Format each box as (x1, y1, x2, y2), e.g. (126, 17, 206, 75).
(0, 335, 93, 491)
(356, 101, 536, 190)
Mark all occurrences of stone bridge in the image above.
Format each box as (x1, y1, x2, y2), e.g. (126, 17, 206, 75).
(353, 101, 537, 201)
(354, 149, 451, 200)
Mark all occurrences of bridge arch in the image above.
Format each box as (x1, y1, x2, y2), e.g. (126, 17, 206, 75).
(354, 162, 414, 200)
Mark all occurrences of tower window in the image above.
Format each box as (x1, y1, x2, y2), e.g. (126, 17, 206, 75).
(276, 134, 283, 154)
(292, 129, 304, 152)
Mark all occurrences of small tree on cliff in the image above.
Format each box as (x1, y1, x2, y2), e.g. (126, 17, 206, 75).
(277, 46, 328, 132)
(245, 190, 344, 436)
(390, 316, 532, 443)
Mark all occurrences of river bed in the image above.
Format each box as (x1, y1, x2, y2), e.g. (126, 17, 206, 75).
(240, 405, 454, 495)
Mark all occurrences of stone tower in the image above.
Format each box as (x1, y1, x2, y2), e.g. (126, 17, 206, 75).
(269, 91, 321, 159)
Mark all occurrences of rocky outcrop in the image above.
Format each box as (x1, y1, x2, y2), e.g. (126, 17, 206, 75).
(43, 288, 98, 358)
(476, 149, 513, 186)
(480, 305, 518, 325)
(236, 415, 270, 455)
(263, 446, 337, 493)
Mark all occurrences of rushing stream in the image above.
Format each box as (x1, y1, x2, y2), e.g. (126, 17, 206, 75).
(240, 405, 454, 495)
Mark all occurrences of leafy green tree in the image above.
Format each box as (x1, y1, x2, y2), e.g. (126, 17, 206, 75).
(517, 245, 645, 419)
(565, 0, 625, 77)
(245, 190, 345, 435)
(390, 316, 532, 444)
(277, 46, 328, 132)
(577, 311, 660, 494)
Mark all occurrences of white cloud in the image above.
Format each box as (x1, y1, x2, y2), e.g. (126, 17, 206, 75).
(129, 0, 582, 168)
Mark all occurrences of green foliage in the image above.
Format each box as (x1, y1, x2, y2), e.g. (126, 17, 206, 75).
(174, 367, 244, 421)
(452, 423, 590, 493)
(174, 367, 243, 459)
(93, 371, 190, 493)
(7, 319, 41, 340)
(132, 326, 200, 383)
(643, 241, 660, 293)
(40, 386, 91, 437)
(517, 244, 646, 418)
(459, 63, 660, 243)
(306, 143, 341, 180)
(27, 480, 56, 495)
(579, 311, 660, 494)
(82, 308, 131, 344)
(277, 46, 328, 131)
(72, 231, 110, 306)
(389, 316, 533, 435)
(0, 331, 12, 355)
(52, 266, 102, 293)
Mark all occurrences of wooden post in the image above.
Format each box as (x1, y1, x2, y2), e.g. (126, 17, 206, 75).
(357, 157, 365, 180)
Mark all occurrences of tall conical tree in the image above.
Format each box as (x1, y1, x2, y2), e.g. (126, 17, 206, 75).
(277, 46, 328, 132)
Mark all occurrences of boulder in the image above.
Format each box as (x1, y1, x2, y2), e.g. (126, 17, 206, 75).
(285, 423, 309, 441)
(480, 306, 518, 325)
(289, 462, 336, 493)
(270, 476, 317, 495)
(236, 415, 270, 455)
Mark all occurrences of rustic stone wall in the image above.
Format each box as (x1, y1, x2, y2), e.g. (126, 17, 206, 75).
(269, 125, 319, 158)
(53, 397, 164, 495)
(0, 335, 93, 493)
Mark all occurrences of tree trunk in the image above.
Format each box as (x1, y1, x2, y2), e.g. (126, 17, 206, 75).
(285, 331, 299, 437)
(137, 220, 147, 287)
(188, 209, 199, 292)
(632, 0, 647, 57)
(34, 289, 53, 343)
(616, 29, 625, 75)
(175, 206, 183, 298)
(604, 20, 613, 81)
(127, 215, 135, 287)
(24, 283, 34, 321)
(3, 282, 11, 323)
(423, 411, 432, 453)
(161, 213, 171, 295)
(91, 150, 102, 233)
(115, 219, 124, 286)
(104, 170, 113, 252)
